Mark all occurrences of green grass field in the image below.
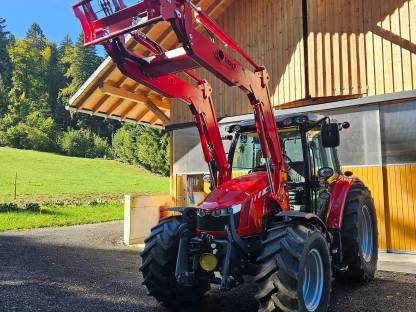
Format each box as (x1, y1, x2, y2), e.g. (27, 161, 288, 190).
(0, 202, 124, 232)
(0, 147, 169, 231)
(0, 147, 169, 202)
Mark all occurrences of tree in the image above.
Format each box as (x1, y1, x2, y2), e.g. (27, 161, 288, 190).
(60, 33, 102, 102)
(0, 18, 12, 83)
(0, 18, 12, 118)
(0, 23, 64, 152)
(46, 42, 67, 129)
(26, 23, 47, 50)
(59, 33, 120, 140)
(0, 77, 8, 117)
(58, 35, 73, 76)
(53, 35, 74, 130)
(7, 37, 50, 120)
(0, 24, 167, 175)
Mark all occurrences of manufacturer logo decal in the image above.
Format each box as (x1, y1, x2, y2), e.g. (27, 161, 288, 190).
(215, 49, 237, 71)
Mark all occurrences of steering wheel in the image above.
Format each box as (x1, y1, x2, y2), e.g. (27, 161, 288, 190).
(283, 153, 293, 170)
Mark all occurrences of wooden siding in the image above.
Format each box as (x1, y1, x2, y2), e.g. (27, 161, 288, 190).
(364, 0, 416, 96)
(383, 164, 416, 253)
(307, 0, 367, 98)
(171, 0, 416, 124)
(346, 166, 387, 250)
(171, 0, 306, 124)
(347, 165, 416, 253)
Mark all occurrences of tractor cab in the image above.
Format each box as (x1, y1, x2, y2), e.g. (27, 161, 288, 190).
(226, 114, 347, 217)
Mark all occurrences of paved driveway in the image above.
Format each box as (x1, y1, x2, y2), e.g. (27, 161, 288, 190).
(0, 222, 415, 312)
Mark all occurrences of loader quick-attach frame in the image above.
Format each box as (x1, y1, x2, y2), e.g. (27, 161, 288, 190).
(73, 0, 289, 211)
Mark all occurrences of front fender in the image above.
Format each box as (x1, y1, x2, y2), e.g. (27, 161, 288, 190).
(325, 175, 361, 230)
(274, 211, 332, 243)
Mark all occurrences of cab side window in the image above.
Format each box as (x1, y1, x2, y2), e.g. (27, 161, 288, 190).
(308, 132, 337, 176)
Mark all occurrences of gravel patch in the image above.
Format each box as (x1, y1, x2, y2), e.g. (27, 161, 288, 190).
(0, 222, 415, 312)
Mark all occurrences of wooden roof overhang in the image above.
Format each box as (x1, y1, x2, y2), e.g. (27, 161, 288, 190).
(68, 0, 236, 128)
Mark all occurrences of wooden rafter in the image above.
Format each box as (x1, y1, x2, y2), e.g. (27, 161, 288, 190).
(149, 114, 161, 125)
(144, 100, 170, 125)
(107, 98, 124, 116)
(100, 83, 170, 110)
(120, 101, 138, 119)
(91, 95, 110, 113)
(135, 108, 151, 121)
(100, 83, 170, 124)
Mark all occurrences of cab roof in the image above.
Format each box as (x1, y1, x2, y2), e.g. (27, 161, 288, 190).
(224, 113, 332, 133)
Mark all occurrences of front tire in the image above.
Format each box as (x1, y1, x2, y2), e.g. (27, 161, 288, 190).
(255, 223, 332, 312)
(336, 182, 378, 283)
(140, 217, 210, 308)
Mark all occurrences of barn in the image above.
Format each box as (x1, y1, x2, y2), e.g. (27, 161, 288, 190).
(69, 0, 416, 254)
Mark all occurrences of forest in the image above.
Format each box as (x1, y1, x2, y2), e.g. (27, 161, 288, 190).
(0, 18, 169, 176)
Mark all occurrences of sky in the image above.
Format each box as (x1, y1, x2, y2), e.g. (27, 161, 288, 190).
(2, 0, 81, 44)
(1, 0, 104, 54)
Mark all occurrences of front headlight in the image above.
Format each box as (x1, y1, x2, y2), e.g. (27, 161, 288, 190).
(211, 208, 231, 217)
(199, 204, 242, 218)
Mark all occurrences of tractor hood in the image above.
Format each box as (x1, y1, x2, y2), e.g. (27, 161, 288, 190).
(199, 171, 269, 210)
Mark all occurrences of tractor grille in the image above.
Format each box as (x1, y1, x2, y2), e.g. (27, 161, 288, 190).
(197, 213, 240, 232)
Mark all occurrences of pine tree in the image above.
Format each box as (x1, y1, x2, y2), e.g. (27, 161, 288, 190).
(54, 35, 74, 129)
(0, 18, 12, 83)
(26, 23, 47, 50)
(0, 18, 12, 117)
(60, 33, 120, 139)
(60, 33, 102, 100)
(46, 42, 66, 128)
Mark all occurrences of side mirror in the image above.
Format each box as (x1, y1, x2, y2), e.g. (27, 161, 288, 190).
(318, 167, 334, 179)
(321, 123, 340, 147)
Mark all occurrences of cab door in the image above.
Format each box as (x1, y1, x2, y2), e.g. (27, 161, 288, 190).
(307, 132, 338, 217)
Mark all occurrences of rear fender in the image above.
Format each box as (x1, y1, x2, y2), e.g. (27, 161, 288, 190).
(325, 175, 361, 230)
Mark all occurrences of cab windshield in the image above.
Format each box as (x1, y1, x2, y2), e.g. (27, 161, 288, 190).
(232, 128, 305, 182)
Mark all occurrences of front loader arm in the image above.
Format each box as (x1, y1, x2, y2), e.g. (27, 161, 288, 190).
(72, 0, 289, 210)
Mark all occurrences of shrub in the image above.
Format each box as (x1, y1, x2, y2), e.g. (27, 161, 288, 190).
(60, 129, 111, 159)
(112, 125, 170, 176)
(60, 129, 92, 157)
(112, 125, 138, 163)
(136, 127, 169, 176)
(0, 202, 40, 213)
(0, 203, 18, 213)
(0, 112, 59, 152)
(93, 134, 111, 159)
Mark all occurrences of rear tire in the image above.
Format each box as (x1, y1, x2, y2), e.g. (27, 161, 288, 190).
(336, 182, 378, 283)
(255, 223, 332, 312)
(140, 217, 210, 308)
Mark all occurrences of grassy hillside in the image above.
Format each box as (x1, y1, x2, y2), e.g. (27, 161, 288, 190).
(0, 147, 169, 202)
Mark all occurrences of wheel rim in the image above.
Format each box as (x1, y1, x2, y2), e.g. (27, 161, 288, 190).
(302, 248, 324, 312)
(360, 205, 374, 262)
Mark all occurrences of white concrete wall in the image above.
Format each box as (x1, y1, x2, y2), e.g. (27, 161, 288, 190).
(124, 194, 173, 245)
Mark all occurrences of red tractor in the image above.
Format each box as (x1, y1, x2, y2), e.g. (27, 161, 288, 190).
(72, 1, 378, 311)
